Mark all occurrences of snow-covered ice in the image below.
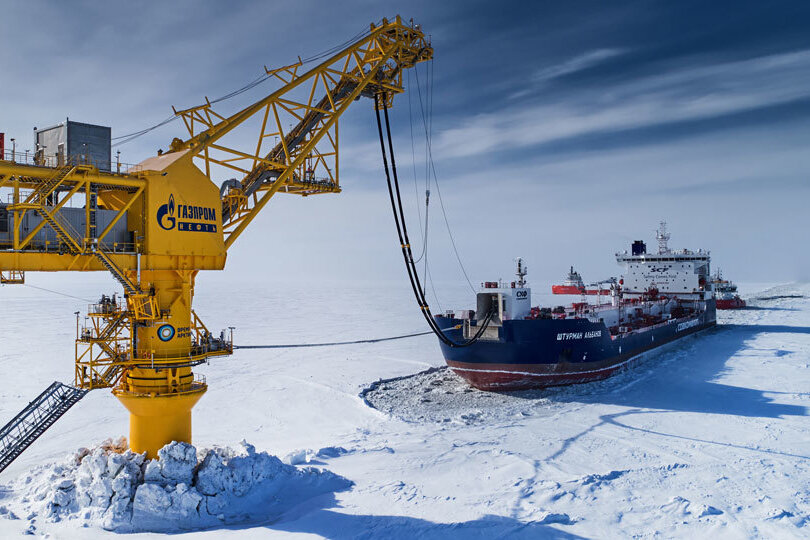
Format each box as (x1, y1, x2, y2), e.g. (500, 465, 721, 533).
(5, 439, 350, 533)
(0, 277, 808, 538)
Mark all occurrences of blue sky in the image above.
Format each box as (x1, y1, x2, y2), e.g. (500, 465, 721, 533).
(2, 1, 809, 290)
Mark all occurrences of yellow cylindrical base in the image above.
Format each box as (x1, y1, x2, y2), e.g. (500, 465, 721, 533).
(114, 386, 206, 459)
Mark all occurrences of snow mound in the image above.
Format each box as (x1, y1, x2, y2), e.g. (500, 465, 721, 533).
(11, 439, 352, 533)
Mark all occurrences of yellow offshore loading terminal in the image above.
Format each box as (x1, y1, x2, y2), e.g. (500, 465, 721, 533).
(0, 17, 432, 463)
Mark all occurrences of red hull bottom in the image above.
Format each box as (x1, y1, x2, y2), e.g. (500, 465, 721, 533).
(716, 298, 746, 309)
(447, 360, 630, 391)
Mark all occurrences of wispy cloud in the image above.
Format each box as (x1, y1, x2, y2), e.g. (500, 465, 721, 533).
(532, 48, 625, 83)
(509, 48, 624, 99)
(437, 49, 810, 159)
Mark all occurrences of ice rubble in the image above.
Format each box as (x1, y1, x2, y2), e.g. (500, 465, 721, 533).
(12, 438, 351, 532)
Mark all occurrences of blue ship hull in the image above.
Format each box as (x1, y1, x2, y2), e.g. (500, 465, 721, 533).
(435, 300, 716, 390)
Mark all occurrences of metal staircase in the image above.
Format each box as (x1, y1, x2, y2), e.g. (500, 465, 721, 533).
(25, 165, 76, 205)
(81, 311, 130, 389)
(38, 209, 83, 253)
(0, 382, 87, 473)
(7, 157, 141, 297)
(33, 207, 141, 296)
(8, 165, 84, 253)
(92, 249, 140, 295)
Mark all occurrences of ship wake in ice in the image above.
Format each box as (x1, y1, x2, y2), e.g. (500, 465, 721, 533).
(361, 343, 692, 425)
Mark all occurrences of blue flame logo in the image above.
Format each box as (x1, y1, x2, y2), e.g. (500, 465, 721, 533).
(157, 194, 176, 231)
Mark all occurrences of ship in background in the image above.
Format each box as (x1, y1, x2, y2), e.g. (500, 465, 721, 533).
(712, 270, 746, 309)
(435, 222, 717, 390)
(551, 266, 612, 295)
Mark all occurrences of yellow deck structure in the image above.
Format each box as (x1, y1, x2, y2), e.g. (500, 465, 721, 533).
(0, 17, 432, 458)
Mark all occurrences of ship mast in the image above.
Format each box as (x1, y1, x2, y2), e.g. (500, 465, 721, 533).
(515, 257, 527, 288)
(656, 221, 671, 254)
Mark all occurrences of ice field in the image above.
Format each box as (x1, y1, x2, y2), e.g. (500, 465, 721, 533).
(0, 276, 807, 538)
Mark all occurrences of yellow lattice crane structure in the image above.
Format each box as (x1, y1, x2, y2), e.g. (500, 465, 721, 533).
(0, 17, 432, 458)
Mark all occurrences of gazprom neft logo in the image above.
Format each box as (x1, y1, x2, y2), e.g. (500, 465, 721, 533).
(157, 194, 176, 230)
(156, 194, 217, 233)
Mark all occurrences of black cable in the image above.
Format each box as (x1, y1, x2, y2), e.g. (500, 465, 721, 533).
(21, 283, 96, 303)
(380, 131, 463, 342)
(111, 115, 177, 147)
(234, 330, 433, 349)
(375, 93, 494, 348)
(376, 93, 440, 336)
(382, 96, 443, 314)
(406, 69, 427, 266)
(381, 97, 432, 311)
(375, 95, 427, 316)
(414, 63, 476, 294)
(111, 23, 379, 148)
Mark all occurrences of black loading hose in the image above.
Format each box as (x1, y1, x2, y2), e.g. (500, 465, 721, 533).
(374, 93, 495, 347)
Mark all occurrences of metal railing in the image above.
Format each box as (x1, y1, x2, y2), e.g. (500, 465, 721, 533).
(0, 149, 141, 175)
(49, 209, 84, 250)
(129, 340, 234, 363)
(87, 299, 123, 316)
(94, 240, 140, 253)
(113, 372, 208, 398)
(0, 237, 140, 255)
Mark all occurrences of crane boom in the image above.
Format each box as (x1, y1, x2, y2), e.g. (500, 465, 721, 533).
(0, 16, 432, 460)
(168, 17, 432, 248)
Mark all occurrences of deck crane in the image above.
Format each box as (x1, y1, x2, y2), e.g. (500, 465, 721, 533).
(0, 16, 432, 462)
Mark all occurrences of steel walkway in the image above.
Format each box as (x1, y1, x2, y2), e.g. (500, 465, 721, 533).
(0, 382, 87, 473)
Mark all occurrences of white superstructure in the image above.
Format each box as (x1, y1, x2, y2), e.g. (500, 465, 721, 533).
(475, 282, 531, 323)
(616, 222, 712, 301)
(464, 260, 532, 339)
(456, 223, 714, 340)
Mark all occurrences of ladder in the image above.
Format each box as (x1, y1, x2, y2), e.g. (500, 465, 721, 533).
(93, 249, 140, 295)
(37, 209, 83, 253)
(77, 311, 130, 390)
(25, 165, 76, 205)
(7, 164, 140, 294)
(0, 382, 87, 474)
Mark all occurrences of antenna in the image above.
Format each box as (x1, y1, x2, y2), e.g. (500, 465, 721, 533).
(656, 221, 670, 254)
(515, 257, 527, 287)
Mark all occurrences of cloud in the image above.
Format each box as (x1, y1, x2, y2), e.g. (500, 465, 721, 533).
(435, 49, 810, 160)
(532, 48, 625, 83)
(508, 49, 625, 100)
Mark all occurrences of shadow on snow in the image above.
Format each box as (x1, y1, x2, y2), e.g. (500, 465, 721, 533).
(231, 323, 809, 535)
(207, 491, 582, 538)
(508, 323, 809, 420)
(265, 500, 584, 539)
(535, 323, 810, 461)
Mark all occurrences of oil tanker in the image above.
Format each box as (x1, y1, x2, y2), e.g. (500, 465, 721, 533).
(435, 223, 716, 390)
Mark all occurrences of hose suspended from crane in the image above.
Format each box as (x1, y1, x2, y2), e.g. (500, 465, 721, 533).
(375, 93, 494, 348)
(0, 16, 441, 463)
